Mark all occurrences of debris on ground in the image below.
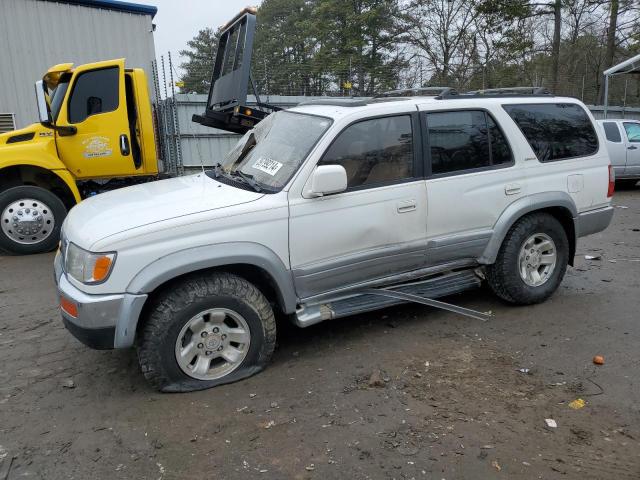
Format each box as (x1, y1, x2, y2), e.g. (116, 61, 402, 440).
(61, 378, 76, 389)
(368, 370, 385, 388)
(593, 355, 605, 365)
(305, 464, 315, 471)
(491, 459, 502, 471)
(545, 419, 558, 429)
(585, 254, 602, 260)
(568, 398, 586, 410)
(263, 420, 275, 429)
(516, 368, 530, 374)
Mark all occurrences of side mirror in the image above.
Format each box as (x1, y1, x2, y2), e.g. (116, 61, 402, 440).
(307, 164, 348, 197)
(34, 80, 51, 125)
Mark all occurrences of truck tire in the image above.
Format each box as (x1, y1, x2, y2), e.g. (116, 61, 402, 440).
(137, 272, 277, 392)
(0, 186, 67, 255)
(486, 212, 569, 305)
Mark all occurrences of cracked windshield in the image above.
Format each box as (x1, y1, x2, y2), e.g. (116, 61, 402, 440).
(215, 111, 332, 190)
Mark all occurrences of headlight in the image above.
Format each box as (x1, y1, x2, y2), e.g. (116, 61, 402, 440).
(64, 242, 116, 284)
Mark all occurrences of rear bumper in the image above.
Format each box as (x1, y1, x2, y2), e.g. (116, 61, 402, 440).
(576, 206, 614, 238)
(54, 251, 147, 349)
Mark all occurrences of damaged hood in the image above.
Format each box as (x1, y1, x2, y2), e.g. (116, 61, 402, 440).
(64, 174, 263, 249)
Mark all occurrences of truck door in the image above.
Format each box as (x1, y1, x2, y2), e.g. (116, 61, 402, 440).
(54, 59, 140, 179)
(623, 121, 640, 177)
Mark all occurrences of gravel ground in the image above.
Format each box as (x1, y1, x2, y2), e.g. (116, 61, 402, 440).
(1, 189, 639, 480)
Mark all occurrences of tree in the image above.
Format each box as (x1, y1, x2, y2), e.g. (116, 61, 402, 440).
(179, 28, 220, 94)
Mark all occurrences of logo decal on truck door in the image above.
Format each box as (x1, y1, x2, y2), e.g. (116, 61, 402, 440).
(82, 136, 112, 158)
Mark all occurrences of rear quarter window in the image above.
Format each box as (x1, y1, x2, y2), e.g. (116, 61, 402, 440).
(503, 103, 598, 162)
(602, 122, 622, 143)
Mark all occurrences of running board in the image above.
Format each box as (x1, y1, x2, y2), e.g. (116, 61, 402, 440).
(294, 269, 485, 327)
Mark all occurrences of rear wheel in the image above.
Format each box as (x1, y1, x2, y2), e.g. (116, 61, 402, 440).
(0, 186, 67, 255)
(137, 272, 276, 392)
(486, 213, 569, 305)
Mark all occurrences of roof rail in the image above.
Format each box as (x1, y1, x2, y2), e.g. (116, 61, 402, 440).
(435, 86, 553, 100)
(297, 98, 370, 107)
(377, 87, 458, 98)
(466, 86, 551, 96)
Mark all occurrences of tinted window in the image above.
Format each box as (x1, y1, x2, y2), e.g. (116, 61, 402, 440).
(488, 114, 512, 165)
(624, 122, 640, 143)
(603, 122, 621, 143)
(425, 110, 513, 175)
(320, 115, 413, 188)
(503, 103, 598, 161)
(68, 67, 119, 123)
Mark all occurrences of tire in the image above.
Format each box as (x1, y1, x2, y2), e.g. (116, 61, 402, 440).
(486, 212, 569, 305)
(0, 186, 67, 255)
(137, 272, 277, 393)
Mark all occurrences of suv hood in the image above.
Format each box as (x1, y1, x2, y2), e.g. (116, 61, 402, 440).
(64, 174, 263, 248)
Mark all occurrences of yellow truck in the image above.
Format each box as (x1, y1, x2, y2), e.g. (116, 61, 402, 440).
(0, 8, 270, 255)
(0, 59, 159, 254)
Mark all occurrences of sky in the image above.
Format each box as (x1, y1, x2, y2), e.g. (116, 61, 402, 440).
(135, 0, 264, 74)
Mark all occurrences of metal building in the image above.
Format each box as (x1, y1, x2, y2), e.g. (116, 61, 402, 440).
(0, 0, 157, 131)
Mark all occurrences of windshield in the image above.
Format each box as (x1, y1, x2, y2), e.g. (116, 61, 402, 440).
(49, 76, 70, 122)
(212, 111, 332, 191)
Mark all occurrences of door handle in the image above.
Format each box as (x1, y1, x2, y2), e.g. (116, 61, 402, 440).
(397, 200, 416, 213)
(120, 134, 131, 156)
(628, 146, 638, 150)
(505, 184, 521, 195)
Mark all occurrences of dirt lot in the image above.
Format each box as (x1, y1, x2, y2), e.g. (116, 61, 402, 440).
(1, 189, 640, 480)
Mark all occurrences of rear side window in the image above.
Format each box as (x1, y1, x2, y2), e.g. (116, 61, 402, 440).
(425, 110, 513, 175)
(624, 122, 640, 143)
(602, 122, 621, 143)
(320, 115, 414, 188)
(68, 67, 119, 123)
(503, 103, 598, 162)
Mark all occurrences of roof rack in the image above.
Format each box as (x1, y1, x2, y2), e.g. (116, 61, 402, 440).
(377, 87, 458, 98)
(435, 86, 552, 100)
(466, 86, 551, 95)
(297, 98, 370, 107)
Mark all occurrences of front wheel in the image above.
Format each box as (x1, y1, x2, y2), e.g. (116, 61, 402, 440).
(137, 272, 277, 392)
(0, 186, 67, 255)
(486, 213, 569, 305)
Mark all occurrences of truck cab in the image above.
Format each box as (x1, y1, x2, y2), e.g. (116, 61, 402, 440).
(0, 58, 158, 254)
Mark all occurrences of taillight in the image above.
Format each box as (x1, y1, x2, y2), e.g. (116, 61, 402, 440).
(607, 165, 615, 198)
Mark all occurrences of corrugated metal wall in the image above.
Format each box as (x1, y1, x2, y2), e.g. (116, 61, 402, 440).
(0, 0, 155, 129)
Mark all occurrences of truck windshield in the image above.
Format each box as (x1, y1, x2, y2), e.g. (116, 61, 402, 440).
(213, 111, 332, 191)
(49, 78, 70, 122)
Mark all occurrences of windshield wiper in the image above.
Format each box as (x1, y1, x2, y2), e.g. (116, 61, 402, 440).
(230, 170, 262, 192)
(212, 162, 224, 178)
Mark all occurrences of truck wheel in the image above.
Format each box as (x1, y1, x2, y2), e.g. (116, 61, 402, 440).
(486, 213, 569, 305)
(137, 272, 276, 392)
(0, 186, 67, 255)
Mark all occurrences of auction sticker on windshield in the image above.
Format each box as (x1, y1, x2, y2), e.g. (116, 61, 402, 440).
(252, 157, 283, 176)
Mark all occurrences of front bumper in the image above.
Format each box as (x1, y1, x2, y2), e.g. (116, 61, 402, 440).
(576, 206, 614, 238)
(54, 252, 147, 349)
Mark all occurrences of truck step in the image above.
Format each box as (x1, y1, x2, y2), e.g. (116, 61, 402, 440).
(328, 269, 481, 319)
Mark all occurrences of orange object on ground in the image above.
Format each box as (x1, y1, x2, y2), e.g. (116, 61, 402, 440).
(593, 355, 605, 365)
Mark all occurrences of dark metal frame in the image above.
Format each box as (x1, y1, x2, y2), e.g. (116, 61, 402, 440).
(193, 9, 280, 134)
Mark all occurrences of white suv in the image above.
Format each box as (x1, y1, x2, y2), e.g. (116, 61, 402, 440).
(54, 92, 614, 392)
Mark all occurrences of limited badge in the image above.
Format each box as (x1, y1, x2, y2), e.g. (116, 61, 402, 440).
(252, 157, 282, 176)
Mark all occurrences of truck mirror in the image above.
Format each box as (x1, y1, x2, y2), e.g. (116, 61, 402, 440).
(307, 165, 348, 197)
(35, 80, 51, 125)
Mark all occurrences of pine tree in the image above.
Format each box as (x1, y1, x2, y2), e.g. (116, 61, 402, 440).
(179, 28, 220, 94)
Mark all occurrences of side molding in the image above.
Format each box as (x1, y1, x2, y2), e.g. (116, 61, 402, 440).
(126, 242, 298, 313)
(478, 192, 578, 265)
